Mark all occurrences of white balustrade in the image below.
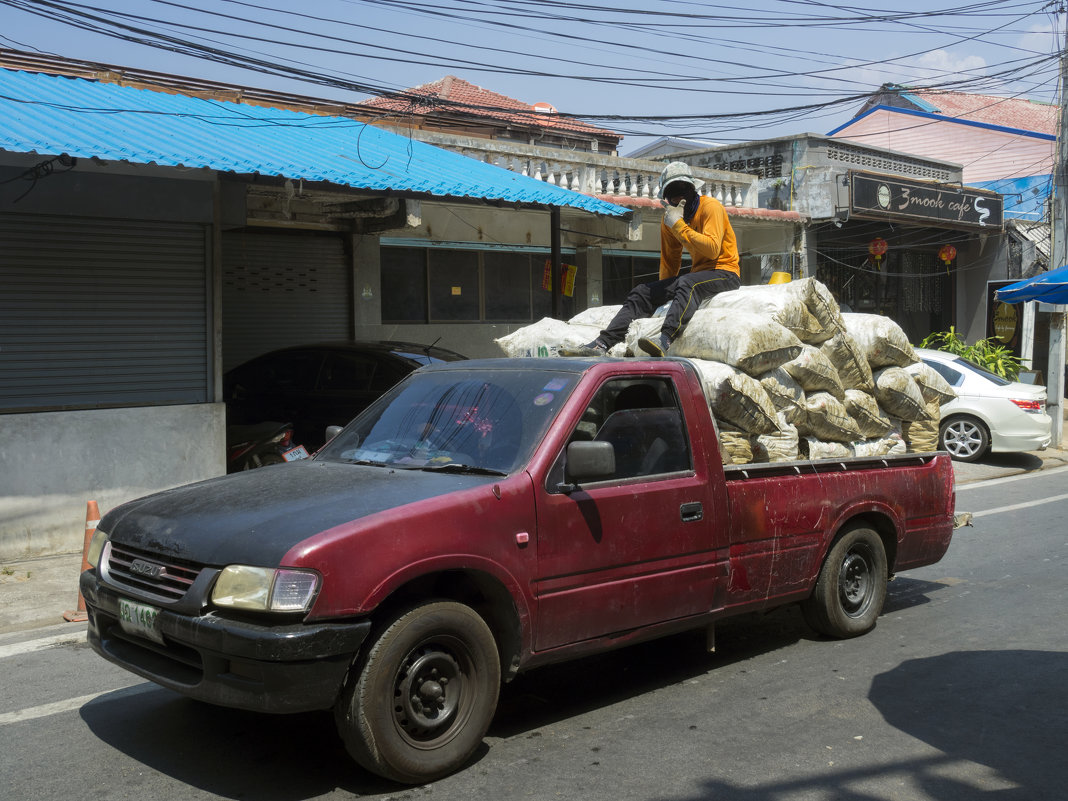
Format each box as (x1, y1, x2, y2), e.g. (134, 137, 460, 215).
(405, 130, 755, 208)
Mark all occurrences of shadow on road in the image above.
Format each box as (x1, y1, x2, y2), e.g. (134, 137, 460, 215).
(80, 691, 390, 799)
(868, 649, 1068, 797)
(77, 607, 815, 796)
(656, 650, 1067, 801)
(75, 582, 964, 798)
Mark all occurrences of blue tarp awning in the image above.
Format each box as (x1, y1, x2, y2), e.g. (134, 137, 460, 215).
(995, 264, 1068, 305)
(0, 67, 628, 217)
(973, 175, 1051, 221)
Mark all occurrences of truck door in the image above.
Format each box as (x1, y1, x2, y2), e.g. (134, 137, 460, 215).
(532, 375, 729, 651)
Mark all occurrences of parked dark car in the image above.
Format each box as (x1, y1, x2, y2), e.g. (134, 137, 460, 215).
(223, 341, 468, 452)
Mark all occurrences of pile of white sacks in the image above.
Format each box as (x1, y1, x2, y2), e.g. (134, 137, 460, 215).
(495, 278, 958, 464)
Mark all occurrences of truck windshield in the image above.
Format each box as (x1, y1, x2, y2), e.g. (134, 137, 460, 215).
(316, 368, 579, 474)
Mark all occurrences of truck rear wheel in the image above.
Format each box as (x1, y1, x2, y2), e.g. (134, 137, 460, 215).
(334, 600, 500, 784)
(802, 526, 887, 638)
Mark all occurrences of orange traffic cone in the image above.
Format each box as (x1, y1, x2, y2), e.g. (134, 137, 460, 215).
(63, 500, 100, 623)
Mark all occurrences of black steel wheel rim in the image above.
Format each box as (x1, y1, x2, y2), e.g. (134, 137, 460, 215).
(838, 546, 875, 617)
(392, 637, 473, 749)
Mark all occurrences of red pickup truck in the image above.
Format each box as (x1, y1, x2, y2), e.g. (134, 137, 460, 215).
(81, 357, 955, 784)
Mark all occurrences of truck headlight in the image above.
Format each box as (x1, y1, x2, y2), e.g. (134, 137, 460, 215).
(212, 566, 320, 612)
(86, 528, 109, 568)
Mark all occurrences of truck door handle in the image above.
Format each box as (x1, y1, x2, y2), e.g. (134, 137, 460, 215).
(680, 502, 703, 522)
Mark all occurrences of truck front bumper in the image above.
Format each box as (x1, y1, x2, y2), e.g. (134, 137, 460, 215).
(81, 571, 371, 713)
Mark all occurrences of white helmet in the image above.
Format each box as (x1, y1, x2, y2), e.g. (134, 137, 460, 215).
(658, 161, 704, 199)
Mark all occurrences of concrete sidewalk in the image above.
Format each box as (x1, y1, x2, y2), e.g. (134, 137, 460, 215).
(3, 434, 1066, 636)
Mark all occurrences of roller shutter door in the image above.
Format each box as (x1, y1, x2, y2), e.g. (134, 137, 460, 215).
(222, 231, 352, 371)
(0, 214, 208, 413)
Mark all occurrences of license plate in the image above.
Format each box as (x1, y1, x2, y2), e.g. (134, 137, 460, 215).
(283, 445, 310, 462)
(118, 598, 163, 644)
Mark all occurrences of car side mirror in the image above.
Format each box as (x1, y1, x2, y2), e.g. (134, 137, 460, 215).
(558, 440, 615, 493)
(325, 425, 344, 444)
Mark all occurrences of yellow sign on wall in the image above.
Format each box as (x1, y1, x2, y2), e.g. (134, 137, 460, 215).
(992, 301, 1017, 344)
(542, 260, 577, 297)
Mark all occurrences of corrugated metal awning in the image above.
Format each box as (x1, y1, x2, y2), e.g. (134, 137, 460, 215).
(0, 67, 628, 217)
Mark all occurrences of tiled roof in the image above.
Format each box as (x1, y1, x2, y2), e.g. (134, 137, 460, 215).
(0, 67, 628, 217)
(360, 75, 619, 139)
(898, 88, 1057, 135)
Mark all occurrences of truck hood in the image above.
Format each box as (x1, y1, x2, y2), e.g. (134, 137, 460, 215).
(100, 460, 493, 566)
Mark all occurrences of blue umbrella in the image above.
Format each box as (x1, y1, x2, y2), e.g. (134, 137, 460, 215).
(995, 264, 1068, 304)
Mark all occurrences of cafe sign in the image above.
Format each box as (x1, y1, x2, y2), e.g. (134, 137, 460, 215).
(849, 171, 1003, 229)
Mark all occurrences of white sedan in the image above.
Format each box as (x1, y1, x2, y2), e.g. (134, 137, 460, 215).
(917, 348, 1052, 462)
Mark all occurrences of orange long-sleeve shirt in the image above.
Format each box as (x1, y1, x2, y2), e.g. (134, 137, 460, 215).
(659, 195, 740, 280)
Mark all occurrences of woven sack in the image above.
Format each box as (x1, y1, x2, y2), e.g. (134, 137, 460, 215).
(904, 361, 957, 404)
(752, 414, 800, 463)
(783, 345, 845, 399)
(842, 313, 918, 369)
(691, 359, 780, 435)
(495, 318, 602, 358)
(802, 438, 852, 460)
(671, 309, 803, 375)
(902, 398, 942, 452)
(568, 304, 623, 329)
(799, 391, 861, 443)
(820, 331, 875, 392)
(716, 421, 754, 465)
(873, 366, 929, 422)
(843, 389, 894, 438)
(759, 367, 807, 427)
(705, 285, 829, 343)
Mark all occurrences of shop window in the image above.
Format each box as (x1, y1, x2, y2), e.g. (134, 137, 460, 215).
(429, 250, 480, 321)
(603, 254, 661, 305)
(382, 248, 427, 322)
(484, 251, 534, 321)
(382, 246, 581, 323)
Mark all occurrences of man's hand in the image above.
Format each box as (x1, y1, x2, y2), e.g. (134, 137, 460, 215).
(663, 198, 685, 228)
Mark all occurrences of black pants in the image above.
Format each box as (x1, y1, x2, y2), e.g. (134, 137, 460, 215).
(599, 269, 741, 347)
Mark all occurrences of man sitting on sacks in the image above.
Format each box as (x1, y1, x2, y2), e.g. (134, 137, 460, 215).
(561, 161, 741, 358)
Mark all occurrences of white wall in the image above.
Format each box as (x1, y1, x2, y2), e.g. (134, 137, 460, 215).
(0, 403, 226, 560)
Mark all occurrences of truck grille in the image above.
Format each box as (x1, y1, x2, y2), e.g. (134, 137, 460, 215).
(105, 542, 203, 602)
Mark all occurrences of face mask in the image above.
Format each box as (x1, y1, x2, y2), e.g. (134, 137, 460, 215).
(684, 192, 700, 221)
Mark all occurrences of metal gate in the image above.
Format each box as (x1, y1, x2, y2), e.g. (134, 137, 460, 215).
(0, 213, 209, 412)
(222, 231, 352, 370)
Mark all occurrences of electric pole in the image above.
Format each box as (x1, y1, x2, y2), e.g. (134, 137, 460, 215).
(1050, 12, 1068, 446)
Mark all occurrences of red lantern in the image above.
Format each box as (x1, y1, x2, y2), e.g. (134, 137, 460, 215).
(869, 237, 888, 268)
(939, 244, 957, 265)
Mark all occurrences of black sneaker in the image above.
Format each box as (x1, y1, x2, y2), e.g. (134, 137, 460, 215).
(559, 340, 608, 357)
(638, 333, 671, 357)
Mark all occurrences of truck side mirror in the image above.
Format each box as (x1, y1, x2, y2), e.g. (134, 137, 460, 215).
(558, 440, 615, 493)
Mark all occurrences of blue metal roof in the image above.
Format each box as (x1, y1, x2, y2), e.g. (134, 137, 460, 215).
(0, 67, 627, 217)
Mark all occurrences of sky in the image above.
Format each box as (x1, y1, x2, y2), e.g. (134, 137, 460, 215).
(0, 0, 1064, 154)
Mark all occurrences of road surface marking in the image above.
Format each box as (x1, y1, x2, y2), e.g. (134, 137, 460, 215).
(970, 491, 1068, 519)
(0, 630, 85, 659)
(0, 684, 150, 727)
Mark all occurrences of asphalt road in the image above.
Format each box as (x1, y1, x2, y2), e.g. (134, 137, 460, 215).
(1, 466, 1066, 801)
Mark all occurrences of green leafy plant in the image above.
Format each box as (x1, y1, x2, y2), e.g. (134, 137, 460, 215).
(918, 328, 1023, 380)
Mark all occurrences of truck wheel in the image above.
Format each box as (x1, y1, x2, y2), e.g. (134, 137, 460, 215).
(802, 526, 887, 639)
(335, 601, 500, 784)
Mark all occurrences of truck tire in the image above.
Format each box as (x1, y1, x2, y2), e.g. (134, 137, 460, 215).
(802, 526, 888, 639)
(335, 600, 500, 784)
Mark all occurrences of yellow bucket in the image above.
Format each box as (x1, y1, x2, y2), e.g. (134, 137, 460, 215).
(768, 271, 792, 285)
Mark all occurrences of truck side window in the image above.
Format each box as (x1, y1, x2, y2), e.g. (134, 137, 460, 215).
(549, 378, 691, 489)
